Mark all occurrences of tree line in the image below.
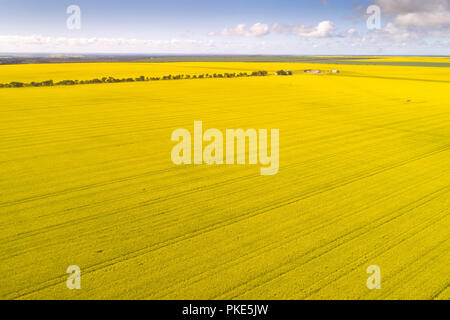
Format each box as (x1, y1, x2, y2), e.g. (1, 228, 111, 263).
(0, 70, 293, 89)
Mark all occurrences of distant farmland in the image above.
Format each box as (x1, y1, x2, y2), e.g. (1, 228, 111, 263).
(0, 58, 449, 299)
(2, 54, 450, 67)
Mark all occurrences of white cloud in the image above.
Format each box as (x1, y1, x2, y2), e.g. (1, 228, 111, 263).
(216, 20, 336, 38)
(247, 23, 270, 37)
(347, 28, 358, 36)
(393, 11, 450, 27)
(374, 0, 450, 14)
(365, 0, 450, 41)
(220, 22, 270, 37)
(0, 34, 217, 53)
(291, 20, 336, 37)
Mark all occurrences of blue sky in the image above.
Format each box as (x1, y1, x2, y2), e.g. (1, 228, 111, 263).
(0, 0, 448, 55)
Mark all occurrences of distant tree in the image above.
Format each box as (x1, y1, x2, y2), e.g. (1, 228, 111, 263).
(10, 82, 24, 87)
(0, 68, 280, 90)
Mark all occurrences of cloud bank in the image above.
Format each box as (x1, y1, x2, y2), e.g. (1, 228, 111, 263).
(0, 1, 448, 55)
(215, 21, 337, 38)
(375, 0, 450, 38)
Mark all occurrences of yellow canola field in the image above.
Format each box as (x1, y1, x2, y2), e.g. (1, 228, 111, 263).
(0, 61, 449, 300)
(0, 62, 288, 83)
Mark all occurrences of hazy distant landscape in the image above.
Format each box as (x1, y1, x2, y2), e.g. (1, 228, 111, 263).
(1, 54, 450, 67)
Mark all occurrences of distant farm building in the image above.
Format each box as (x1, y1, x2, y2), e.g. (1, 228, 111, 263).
(305, 70, 321, 74)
